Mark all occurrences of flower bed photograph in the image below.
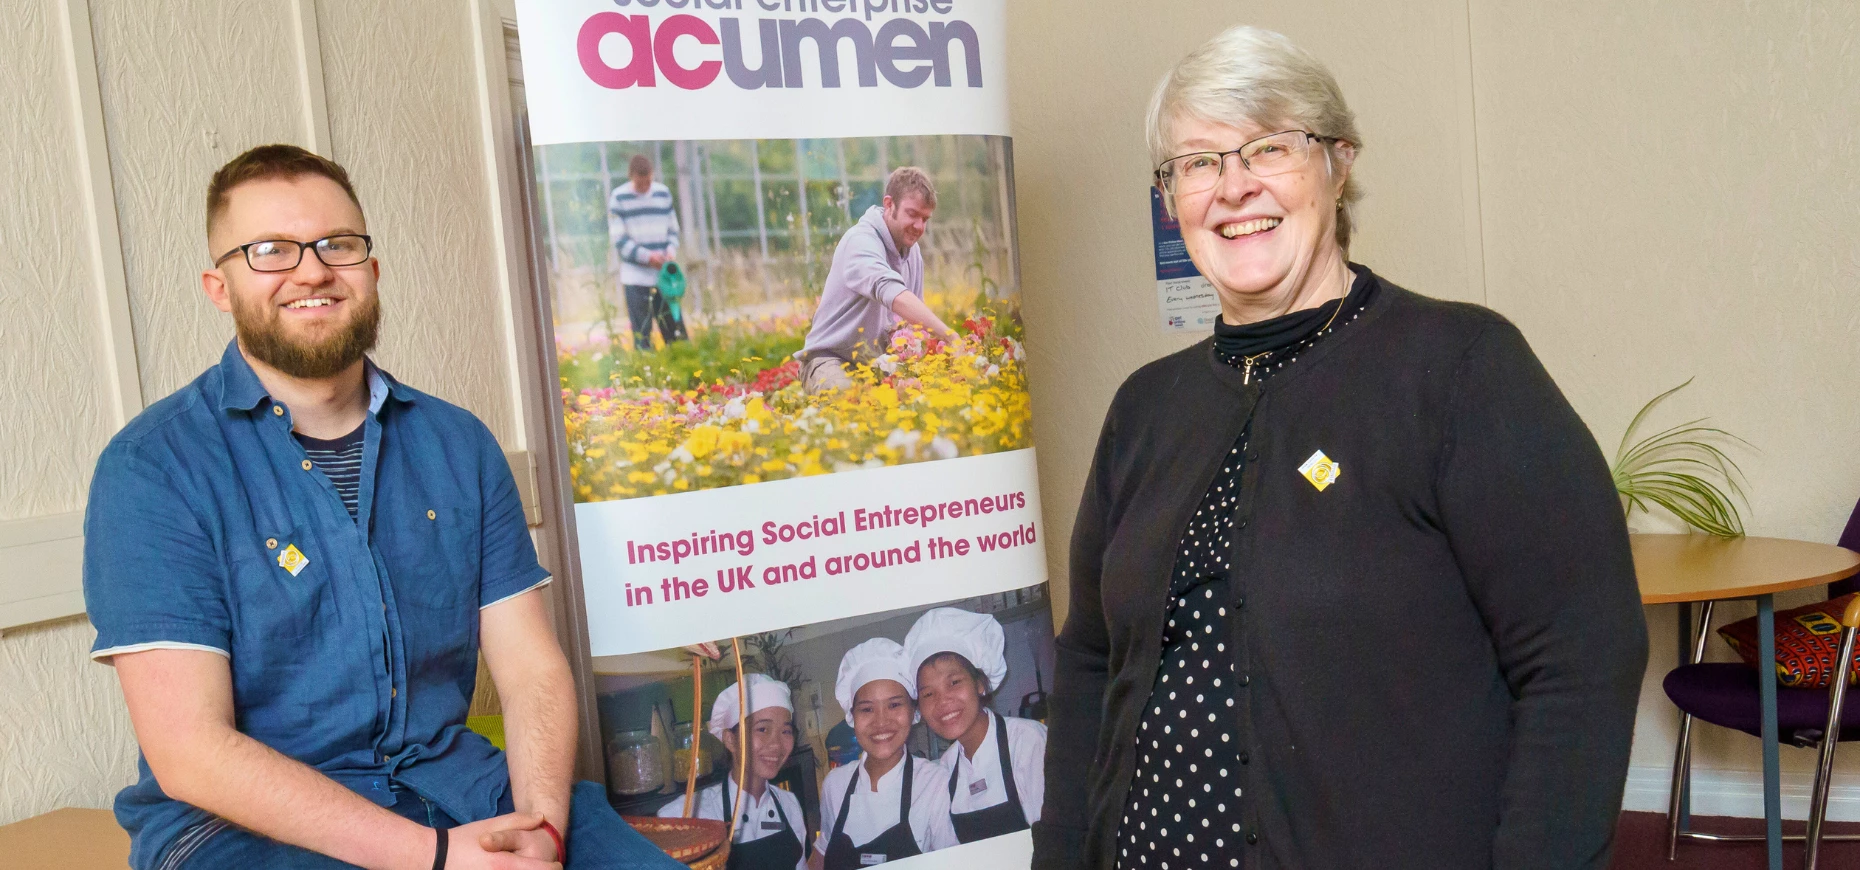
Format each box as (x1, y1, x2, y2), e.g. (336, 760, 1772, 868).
(536, 134, 1030, 502)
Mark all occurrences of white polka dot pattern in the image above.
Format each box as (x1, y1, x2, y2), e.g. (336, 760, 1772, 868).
(1113, 291, 1366, 870)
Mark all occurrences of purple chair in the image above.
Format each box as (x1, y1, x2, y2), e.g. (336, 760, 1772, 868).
(1661, 500, 1860, 868)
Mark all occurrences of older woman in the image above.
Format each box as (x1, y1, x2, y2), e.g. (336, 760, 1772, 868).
(1033, 26, 1648, 870)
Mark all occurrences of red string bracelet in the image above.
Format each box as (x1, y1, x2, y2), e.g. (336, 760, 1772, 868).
(540, 819, 566, 865)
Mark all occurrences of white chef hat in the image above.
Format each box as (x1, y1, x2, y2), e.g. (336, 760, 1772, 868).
(903, 607, 1008, 694)
(835, 637, 916, 726)
(707, 673, 793, 742)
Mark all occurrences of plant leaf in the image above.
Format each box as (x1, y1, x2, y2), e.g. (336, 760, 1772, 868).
(1609, 378, 1751, 538)
(1615, 378, 1695, 465)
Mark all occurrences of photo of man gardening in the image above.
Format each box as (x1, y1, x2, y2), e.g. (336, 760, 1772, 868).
(546, 136, 1030, 501)
(796, 167, 959, 395)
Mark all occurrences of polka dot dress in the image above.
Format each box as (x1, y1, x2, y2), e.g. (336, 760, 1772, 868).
(1114, 285, 1368, 870)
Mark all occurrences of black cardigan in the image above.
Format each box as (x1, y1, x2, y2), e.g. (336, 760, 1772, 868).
(1033, 269, 1648, 870)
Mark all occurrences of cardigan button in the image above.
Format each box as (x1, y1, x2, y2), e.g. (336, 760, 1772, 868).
(1238, 674, 1251, 687)
(1239, 751, 1251, 764)
(1246, 832, 1260, 845)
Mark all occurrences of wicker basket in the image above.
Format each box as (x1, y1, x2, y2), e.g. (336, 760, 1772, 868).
(619, 816, 729, 869)
(624, 640, 750, 870)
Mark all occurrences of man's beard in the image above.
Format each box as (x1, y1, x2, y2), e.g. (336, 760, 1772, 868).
(230, 289, 381, 379)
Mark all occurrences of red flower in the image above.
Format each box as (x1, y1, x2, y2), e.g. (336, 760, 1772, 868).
(750, 359, 801, 393)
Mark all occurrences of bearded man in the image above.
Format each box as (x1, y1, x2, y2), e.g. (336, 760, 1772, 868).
(80, 145, 682, 870)
(796, 166, 959, 394)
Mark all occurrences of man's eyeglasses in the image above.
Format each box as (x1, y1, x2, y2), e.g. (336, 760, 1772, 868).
(1154, 131, 1340, 199)
(213, 234, 373, 273)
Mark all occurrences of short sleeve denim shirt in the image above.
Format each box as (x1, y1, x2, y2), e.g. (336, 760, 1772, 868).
(83, 341, 550, 870)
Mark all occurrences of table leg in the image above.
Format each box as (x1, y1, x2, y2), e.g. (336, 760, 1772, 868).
(1758, 594, 1781, 870)
(1677, 602, 1694, 828)
(1678, 601, 1695, 667)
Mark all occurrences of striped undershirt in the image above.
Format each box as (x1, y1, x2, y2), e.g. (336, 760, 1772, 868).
(295, 423, 365, 518)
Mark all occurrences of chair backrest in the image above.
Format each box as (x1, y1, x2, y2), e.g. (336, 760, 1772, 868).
(1835, 496, 1860, 598)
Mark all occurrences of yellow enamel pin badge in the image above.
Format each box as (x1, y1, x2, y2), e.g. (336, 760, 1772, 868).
(277, 543, 310, 576)
(1298, 450, 1341, 492)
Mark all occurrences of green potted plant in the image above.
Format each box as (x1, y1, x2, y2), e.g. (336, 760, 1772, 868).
(1610, 378, 1751, 538)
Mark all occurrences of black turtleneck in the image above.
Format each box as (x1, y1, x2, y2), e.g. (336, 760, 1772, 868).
(1212, 266, 1375, 364)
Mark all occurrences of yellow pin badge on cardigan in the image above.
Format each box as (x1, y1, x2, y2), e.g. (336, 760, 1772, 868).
(277, 543, 310, 576)
(1298, 450, 1341, 492)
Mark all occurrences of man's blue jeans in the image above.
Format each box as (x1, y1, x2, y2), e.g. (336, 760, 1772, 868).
(167, 781, 682, 869)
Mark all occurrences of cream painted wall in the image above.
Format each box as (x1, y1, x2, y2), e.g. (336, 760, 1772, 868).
(89, 1, 304, 401)
(1468, 0, 1860, 802)
(0, 0, 525, 825)
(1011, 0, 1860, 819)
(0, 0, 142, 825)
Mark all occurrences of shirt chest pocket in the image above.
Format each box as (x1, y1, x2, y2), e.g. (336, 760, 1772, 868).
(384, 503, 482, 609)
(231, 526, 331, 640)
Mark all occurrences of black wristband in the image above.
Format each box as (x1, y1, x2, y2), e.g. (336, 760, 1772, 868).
(431, 826, 448, 870)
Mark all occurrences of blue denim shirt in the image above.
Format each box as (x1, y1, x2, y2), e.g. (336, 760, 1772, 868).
(83, 341, 550, 870)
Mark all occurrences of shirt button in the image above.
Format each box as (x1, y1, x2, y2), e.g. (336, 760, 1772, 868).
(301, 459, 313, 471)
(390, 687, 397, 698)
(272, 405, 285, 417)
(427, 509, 437, 520)
(265, 538, 277, 550)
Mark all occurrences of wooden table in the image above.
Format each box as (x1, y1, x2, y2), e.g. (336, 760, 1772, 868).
(0, 808, 129, 869)
(1633, 534, 1860, 870)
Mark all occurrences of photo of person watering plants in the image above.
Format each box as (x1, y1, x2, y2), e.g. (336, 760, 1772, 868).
(588, 585, 1055, 869)
(538, 135, 1029, 503)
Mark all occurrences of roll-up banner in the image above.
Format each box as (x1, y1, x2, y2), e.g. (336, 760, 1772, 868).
(515, 2, 1047, 866)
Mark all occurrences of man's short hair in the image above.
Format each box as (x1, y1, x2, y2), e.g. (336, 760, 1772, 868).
(628, 154, 653, 177)
(884, 167, 937, 209)
(207, 144, 362, 237)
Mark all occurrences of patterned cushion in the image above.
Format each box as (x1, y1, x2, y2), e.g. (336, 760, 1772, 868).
(1718, 592, 1860, 688)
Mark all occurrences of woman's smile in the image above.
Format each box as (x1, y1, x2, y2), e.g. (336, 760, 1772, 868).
(1217, 216, 1281, 239)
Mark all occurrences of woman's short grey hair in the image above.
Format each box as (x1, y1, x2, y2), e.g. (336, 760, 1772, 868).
(1147, 26, 1364, 248)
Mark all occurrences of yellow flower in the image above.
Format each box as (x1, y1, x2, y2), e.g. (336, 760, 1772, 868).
(683, 425, 722, 459)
